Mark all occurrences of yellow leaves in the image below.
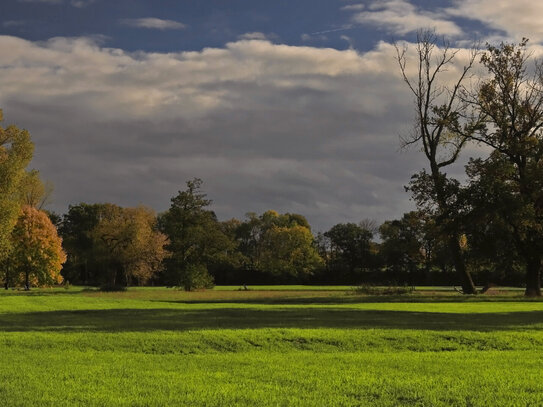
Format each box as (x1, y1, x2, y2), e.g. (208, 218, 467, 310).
(11, 205, 66, 287)
(92, 205, 168, 284)
(459, 234, 468, 251)
(0, 113, 34, 263)
(260, 223, 323, 276)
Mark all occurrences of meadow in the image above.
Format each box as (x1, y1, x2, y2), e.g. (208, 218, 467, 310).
(0, 286, 542, 406)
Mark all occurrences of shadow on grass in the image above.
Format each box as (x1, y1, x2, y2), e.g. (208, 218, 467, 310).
(0, 288, 99, 296)
(0, 308, 542, 332)
(150, 294, 540, 305)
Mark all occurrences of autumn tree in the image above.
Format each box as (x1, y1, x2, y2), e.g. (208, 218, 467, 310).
(469, 39, 543, 296)
(259, 221, 323, 281)
(92, 204, 168, 287)
(0, 110, 34, 284)
(396, 30, 480, 294)
(233, 210, 322, 281)
(121, 206, 169, 285)
(10, 206, 66, 289)
(18, 169, 53, 210)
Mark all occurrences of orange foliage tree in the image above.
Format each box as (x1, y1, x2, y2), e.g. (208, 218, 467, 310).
(92, 205, 168, 286)
(11, 205, 66, 289)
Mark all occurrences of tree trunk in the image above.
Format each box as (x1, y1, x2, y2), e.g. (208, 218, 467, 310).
(525, 256, 542, 297)
(432, 169, 477, 295)
(450, 237, 477, 294)
(24, 270, 30, 291)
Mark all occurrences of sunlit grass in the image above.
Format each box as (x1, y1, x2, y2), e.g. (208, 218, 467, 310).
(0, 287, 542, 406)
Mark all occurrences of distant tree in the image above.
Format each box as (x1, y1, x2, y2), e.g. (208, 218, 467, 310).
(10, 206, 66, 289)
(315, 231, 331, 273)
(395, 30, 480, 294)
(234, 210, 321, 281)
(235, 212, 265, 272)
(60, 203, 107, 284)
(92, 205, 168, 286)
(464, 154, 524, 285)
(259, 224, 323, 280)
(123, 207, 169, 285)
(469, 39, 543, 296)
(160, 179, 230, 290)
(324, 222, 374, 283)
(379, 212, 426, 276)
(0, 110, 34, 273)
(209, 218, 247, 284)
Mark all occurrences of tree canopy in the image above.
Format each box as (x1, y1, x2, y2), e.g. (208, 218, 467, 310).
(0, 110, 34, 266)
(10, 205, 66, 289)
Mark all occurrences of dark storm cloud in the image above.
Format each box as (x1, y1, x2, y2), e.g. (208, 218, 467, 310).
(0, 36, 437, 230)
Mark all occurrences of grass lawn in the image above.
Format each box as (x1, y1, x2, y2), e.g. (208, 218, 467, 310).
(0, 287, 542, 406)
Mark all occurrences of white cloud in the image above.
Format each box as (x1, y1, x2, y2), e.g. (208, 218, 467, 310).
(120, 18, 186, 30)
(347, 0, 462, 36)
(0, 35, 484, 228)
(449, 0, 543, 43)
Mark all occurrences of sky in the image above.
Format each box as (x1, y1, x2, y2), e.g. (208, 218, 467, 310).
(1, 0, 543, 231)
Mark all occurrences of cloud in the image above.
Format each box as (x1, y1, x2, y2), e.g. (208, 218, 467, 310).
(346, 0, 462, 36)
(340, 35, 354, 49)
(301, 26, 354, 43)
(0, 35, 483, 229)
(448, 0, 543, 43)
(300, 33, 328, 42)
(238, 32, 268, 41)
(120, 18, 186, 30)
(342, 4, 365, 11)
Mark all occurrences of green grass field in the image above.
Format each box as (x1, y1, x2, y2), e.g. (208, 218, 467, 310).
(1, 286, 542, 406)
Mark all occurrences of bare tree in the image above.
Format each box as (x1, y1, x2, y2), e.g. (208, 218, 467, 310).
(396, 30, 481, 294)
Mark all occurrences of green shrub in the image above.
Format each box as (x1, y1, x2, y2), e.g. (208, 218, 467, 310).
(354, 284, 414, 295)
(99, 284, 127, 292)
(178, 264, 215, 291)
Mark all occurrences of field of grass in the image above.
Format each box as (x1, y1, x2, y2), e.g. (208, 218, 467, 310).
(1, 286, 542, 406)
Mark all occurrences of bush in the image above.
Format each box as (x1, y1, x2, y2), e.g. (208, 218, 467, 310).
(354, 284, 414, 296)
(178, 264, 215, 291)
(99, 284, 127, 292)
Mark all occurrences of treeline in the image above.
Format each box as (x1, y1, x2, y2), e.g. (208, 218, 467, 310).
(52, 178, 527, 290)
